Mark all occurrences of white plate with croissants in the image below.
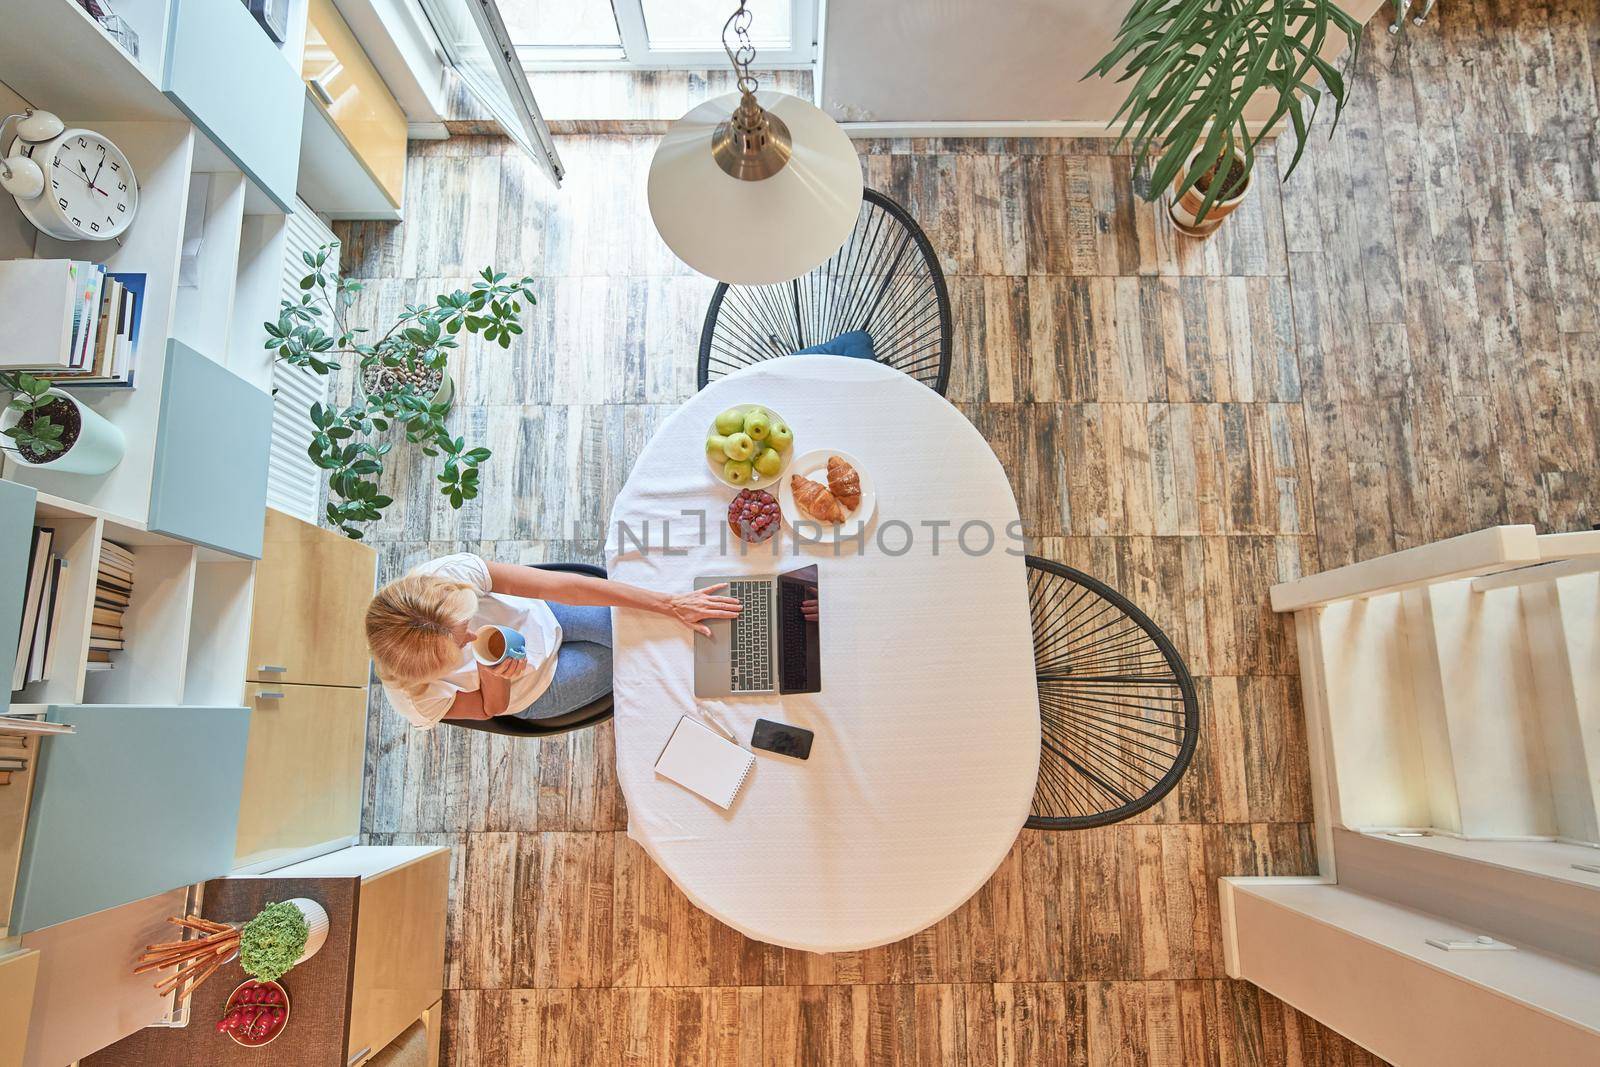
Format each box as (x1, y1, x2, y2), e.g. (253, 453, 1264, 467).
(779, 450, 877, 542)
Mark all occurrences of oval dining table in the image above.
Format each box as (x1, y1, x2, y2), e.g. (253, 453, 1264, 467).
(606, 354, 1040, 953)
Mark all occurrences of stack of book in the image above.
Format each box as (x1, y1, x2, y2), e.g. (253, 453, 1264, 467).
(0, 259, 145, 388)
(92, 541, 136, 669)
(12, 526, 67, 692)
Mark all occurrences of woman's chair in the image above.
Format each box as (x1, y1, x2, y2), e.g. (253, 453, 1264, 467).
(1024, 557, 1200, 829)
(697, 188, 953, 394)
(441, 562, 614, 739)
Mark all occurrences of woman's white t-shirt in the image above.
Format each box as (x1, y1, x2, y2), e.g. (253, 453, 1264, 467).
(381, 554, 562, 730)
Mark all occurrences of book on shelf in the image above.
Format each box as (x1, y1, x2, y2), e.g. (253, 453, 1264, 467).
(95, 592, 131, 610)
(0, 260, 145, 387)
(12, 530, 69, 692)
(0, 260, 85, 370)
(90, 623, 124, 640)
(97, 572, 133, 590)
(35, 557, 67, 683)
(12, 527, 52, 692)
(96, 565, 133, 587)
(99, 541, 135, 567)
(86, 649, 113, 664)
(92, 606, 125, 626)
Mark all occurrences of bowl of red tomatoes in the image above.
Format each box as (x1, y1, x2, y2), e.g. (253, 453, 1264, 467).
(218, 979, 289, 1046)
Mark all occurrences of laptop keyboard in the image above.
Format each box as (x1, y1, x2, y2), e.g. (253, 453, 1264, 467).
(729, 579, 773, 692)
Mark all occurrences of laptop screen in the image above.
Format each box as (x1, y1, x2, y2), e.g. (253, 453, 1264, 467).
(777, 564, 821, 694)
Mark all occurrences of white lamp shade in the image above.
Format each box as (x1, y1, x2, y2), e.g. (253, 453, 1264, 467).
(648, 91, 864, 286)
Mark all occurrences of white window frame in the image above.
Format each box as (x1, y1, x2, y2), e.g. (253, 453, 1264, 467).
(516, 0, 817, 71)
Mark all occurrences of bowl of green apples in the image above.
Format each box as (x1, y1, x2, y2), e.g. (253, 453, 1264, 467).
(706, 404, 795, 490)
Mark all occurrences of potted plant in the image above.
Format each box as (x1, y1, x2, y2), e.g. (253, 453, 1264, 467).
(133, 898, 329, 1000)
(263, 242, 535, 538)
(239, 898, 328, 982)
(1086, 0, 1363, 237)
(0, 371, 125, 474)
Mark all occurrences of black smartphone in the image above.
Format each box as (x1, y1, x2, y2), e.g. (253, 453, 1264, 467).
(751, 718, 814, 760)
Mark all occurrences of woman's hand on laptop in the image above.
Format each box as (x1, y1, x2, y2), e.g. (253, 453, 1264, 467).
(662, 584, 743, 637)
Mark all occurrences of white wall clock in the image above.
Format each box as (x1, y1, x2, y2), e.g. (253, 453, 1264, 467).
(1, 109, 140, 242)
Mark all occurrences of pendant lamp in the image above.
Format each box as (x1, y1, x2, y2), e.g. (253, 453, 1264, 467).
(647, 1, 863, 286)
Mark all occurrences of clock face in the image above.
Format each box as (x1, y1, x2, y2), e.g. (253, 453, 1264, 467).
(22, 130, 139, 241)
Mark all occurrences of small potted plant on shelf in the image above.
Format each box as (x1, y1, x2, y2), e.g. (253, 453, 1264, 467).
(0, 370, 125, 475)
(263, 242, 535, 538)
(1085, 0, 1363, 237)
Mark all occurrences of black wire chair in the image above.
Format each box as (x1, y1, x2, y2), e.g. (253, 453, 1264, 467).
(1025, 557, 1200, 829)
(697, 188, 953, 394)
(441, 563, 614, 739)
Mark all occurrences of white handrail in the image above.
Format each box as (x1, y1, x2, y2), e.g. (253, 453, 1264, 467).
(1269, 526, 1541, 613)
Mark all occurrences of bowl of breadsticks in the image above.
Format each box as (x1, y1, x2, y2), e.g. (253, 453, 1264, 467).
(779, 450, 876, 543)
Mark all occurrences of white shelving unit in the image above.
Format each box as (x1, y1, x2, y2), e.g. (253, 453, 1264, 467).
(11, 490, 253, 714)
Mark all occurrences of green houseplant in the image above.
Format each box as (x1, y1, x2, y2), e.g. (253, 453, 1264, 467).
(1, 370, 126, 474)
(239, 899, 327, 983)
(1086, 0, 1363, 234)
(264, 242, 537, 538)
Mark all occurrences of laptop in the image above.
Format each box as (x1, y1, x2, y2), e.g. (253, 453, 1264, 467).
(693, 564, 821, 696)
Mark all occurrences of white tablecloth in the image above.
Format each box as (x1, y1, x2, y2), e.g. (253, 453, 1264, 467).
(606, 355, 1040, 952)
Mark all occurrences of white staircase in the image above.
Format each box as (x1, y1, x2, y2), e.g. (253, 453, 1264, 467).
(1221, 526, 1600, 1065)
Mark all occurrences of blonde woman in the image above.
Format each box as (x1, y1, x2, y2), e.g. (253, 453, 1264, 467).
(366, 553, 740, 728)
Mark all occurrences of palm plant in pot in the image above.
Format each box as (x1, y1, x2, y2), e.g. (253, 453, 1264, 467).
(263, 243, 536, 538)
(1086, 0, 1363, 237)
(0, 371, 125, 475)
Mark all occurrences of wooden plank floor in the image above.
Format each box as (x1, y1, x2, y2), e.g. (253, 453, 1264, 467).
(335, 4, 1597, 1063)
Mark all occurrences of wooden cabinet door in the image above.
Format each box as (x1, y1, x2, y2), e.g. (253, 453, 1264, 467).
(234, 683, 367, 869)
(11, 705, 250, 934)
(0, 948, 38, 1067)
(247, 509, 377, 687)
(347, 850, 449, 1064)
(303, 0, 408, 208)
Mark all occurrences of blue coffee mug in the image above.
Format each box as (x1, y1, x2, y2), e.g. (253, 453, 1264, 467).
(471, 624, 526, 666)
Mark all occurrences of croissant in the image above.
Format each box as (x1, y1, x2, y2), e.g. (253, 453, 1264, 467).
(826, 456, 861, 510)
(791, 475, 848, 524)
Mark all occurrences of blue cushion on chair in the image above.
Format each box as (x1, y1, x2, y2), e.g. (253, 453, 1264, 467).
(795, 329, 876, 360)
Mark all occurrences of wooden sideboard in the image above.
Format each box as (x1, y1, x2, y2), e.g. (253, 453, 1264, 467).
(234, 509, 376, 871)
(88, 847, 447, 1067)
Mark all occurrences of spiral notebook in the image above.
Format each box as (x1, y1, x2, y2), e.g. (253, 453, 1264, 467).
(654, 715, 756, 810)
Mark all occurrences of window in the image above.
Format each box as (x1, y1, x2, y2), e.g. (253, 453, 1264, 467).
(501, 0, 816, 69)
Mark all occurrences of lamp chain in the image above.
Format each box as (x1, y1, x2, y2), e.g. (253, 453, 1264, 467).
(723, 1, 759, 96)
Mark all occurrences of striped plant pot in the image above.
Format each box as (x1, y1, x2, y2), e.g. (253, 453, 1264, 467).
(1167, 148, 1251, 239)
(282, 897, 330, 966)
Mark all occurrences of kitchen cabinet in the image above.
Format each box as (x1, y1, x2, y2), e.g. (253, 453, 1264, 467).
(0, 947, 38, 1067)
(9, 704, 249, 933)
(235, 682, 367, 869)
(147, 341, 274, 560)
(301, 0, 408, 214)
(247, 509, 377, 687)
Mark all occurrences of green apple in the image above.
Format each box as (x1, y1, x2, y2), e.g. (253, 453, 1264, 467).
(722, 432, 756, 461)
(743, 408, 772, 441)
(724, 459, 753, 485)
(706, 434, 730, 460)
(768, 421, 793, 452)
(753, 447, 782, 478)
(714, 407, 746, 436)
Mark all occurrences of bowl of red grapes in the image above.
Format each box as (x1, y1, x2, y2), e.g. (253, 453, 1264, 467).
(728, 488, 781, 543)
(218, 979, 289, 1046)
